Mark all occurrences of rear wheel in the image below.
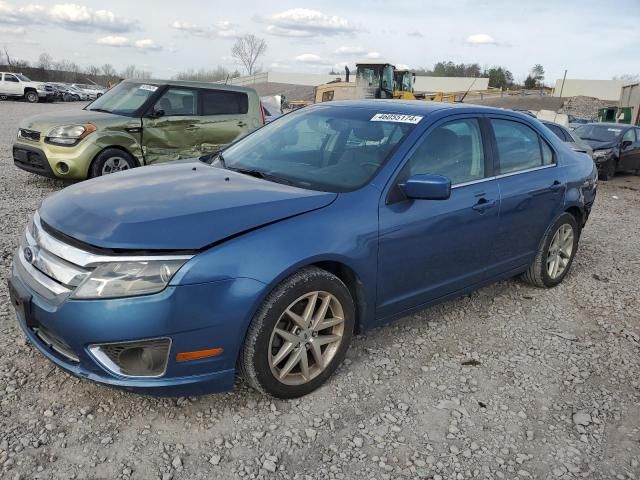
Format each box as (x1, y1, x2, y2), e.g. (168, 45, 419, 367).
(522, 213, 579, 288)
(240, 267, 355, 398)
(24, 91, 39, 103)
(90, 149, 136, 177)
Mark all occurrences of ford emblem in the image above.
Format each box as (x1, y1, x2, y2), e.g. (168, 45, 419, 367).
(23, 247, 34, 263)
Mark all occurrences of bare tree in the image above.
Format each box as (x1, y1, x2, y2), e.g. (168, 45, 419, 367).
(38, 53, 53, 70)
(613, 73, 640, 83)
(231, 34, 267, 76)
(3, 46, 14, 71)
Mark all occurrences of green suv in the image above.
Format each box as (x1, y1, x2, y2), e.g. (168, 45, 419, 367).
(13, 80, 264, 179)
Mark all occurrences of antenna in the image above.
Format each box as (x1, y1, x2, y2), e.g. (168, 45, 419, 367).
(458, 77, 478, 103)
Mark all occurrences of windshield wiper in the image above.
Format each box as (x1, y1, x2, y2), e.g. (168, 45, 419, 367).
(227, 166, 295, 186)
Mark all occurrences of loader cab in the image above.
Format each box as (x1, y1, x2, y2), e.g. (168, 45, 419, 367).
(355, 62, 395, 99)
(394, 70, 415, 93)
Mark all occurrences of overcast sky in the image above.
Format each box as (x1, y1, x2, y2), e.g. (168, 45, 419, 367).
(0, 0, 638, 84)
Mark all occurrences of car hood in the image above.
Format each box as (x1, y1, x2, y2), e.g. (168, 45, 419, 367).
(39, 161, 337, 251)
(20, 109, 126, 131)
(581, 139, 616, 150)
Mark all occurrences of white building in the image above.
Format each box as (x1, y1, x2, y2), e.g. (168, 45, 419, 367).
(227, 71, 489, 94)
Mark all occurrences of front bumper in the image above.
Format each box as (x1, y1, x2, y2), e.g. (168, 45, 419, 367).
(13, 138, 102, 179)
(9, 259, 266, 396)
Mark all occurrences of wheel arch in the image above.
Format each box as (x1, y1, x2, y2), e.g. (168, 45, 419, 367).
(564, 205, 586, 228)
(311, 260, 367, 334)
(89, 145, 141, 172)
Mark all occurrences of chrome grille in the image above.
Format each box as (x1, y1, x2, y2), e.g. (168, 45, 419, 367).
(19, 128, 41, 142)
(16, 212, 194, 303)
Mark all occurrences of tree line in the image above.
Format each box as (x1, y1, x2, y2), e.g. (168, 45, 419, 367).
(412, 61, 546, 90)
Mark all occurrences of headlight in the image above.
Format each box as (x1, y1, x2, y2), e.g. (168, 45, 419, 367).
(592, 148, 613, 159)
(72, 260, 187, 299)
(46, 124, 96, 146)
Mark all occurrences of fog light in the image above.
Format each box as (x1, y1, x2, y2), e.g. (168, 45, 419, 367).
(56, 162, 69, 174)
(89, 338, 171, 378)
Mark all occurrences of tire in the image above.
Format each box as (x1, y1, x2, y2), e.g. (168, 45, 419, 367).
(24, 91, 39, 103)
(89, 149, 136, 178)
(598, 158, 616, 181)
(522, 212, 580, 288)
(240, 267, 355, 398)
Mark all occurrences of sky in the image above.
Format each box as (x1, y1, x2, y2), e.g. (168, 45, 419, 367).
(0, 0, 638, 85)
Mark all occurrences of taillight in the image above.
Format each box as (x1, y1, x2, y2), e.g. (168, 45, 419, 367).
(260, 103, 266, 125)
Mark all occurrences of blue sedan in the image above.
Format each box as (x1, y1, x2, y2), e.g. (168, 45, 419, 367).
(9, 101, 597, 398)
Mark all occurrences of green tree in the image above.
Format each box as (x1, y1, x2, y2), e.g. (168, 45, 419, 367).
(524, 75, 537, 89)
(485, 66, 514, 89)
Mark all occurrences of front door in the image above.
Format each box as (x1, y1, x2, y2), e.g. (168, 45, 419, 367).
(618, 128, 640, 171)
(486, 116, 565, 275)
(377, 116, 500, 319)
(141, 87, 202, 164)
(1, 73, 22, 95)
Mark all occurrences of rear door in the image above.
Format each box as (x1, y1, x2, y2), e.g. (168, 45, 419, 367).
(141, 87, 202, 164)
(486, 116, 565, 276)
(196, 89, 253, 155)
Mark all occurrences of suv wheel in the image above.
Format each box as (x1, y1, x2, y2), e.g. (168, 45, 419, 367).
(240, 267, 355, 398)
(25, 91, 39, 103)
(522, 212, 579, 288)
(90, 149, 136, 177)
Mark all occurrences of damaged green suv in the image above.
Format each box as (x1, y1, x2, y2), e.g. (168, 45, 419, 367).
(13, 80, 264, 179)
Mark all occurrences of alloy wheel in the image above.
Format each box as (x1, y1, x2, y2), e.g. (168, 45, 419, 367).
(101, 157, 130, 175)
(546, 224, 574, 279)
(268, 291, 345, 386)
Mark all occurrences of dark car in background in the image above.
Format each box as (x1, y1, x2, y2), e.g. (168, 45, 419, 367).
(574, 123, 640, 180)
(541, 120, 593, 157)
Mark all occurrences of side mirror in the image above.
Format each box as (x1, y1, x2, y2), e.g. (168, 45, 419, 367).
(621, 139, 633, 149)
(148, 109, 165, 119)
(400, 174, 451, 200)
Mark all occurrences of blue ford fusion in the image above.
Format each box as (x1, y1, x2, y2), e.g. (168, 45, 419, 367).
(9, 101, 597, 398)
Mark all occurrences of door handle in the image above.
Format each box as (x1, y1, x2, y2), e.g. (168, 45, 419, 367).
(472, 197, 496, 213)
(237, 121, 247, 127)
(549, 180, 563, 191)
(184, 124, 199, 131)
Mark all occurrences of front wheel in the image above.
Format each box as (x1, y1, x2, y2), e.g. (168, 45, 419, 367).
(599, 158, 616, 181)
(89, 149, 136, 177)
(240, 267, 355, 398)
(522, 213, 579, 288)
(25, 91, 39, 103)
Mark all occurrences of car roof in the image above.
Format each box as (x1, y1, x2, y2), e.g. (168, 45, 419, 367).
(122, 79, 257, 95)
(314, 99, 510, 116)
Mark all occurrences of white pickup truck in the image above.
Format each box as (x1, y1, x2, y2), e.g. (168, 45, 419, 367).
(0, 72, 49, 103)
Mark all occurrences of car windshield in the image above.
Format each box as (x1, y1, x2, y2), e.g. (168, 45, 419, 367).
(219, 106, 419, 192)
(17, 74, 31, 81)
(86, 81, 160, 116)
(574, 124, 623, 142)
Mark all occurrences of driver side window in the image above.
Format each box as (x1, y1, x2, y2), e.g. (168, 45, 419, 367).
(407, 118, 485, 185)
(623, 129, 636, 143)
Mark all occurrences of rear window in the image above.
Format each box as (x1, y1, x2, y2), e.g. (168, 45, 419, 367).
(201, 90, 248, 115)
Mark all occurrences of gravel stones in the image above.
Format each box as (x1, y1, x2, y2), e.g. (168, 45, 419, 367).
(0, 101, 639, 479)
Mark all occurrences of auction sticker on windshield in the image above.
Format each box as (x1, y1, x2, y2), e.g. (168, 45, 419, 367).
(370, 113, 423, 124)
(139, 84, 159, 92)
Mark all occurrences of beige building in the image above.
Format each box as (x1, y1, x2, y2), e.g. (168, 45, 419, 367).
(619, 82, 640, 125)
(552, 79, 625, 101)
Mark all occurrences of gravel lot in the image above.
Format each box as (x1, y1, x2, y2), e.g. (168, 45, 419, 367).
(1, 101, 639, 480)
